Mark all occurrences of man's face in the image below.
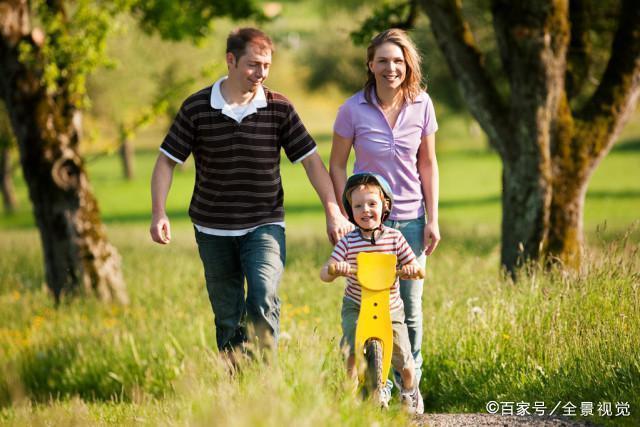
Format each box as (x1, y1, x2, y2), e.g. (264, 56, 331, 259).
(350, 185, 385, 230)
(227, 42, 272, 94)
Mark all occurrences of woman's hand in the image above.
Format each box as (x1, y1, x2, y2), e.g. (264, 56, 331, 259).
(424, 221, 441, 256)
(399, 263, 425, 280)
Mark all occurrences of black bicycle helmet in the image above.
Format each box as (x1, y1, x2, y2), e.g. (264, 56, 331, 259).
(342, 172, 394, 226)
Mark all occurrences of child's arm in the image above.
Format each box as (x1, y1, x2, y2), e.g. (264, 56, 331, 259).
(399, 260, 425, 280)
(320, 261, 351, 282)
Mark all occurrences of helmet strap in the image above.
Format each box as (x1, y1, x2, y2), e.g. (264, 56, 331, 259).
(358, 224, 385, 245)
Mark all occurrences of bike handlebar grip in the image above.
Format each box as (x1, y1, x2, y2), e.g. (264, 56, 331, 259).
(396, 267, 426, 279)
(329, 263, 426, 278)
(328, 264, 337, 275)
(328, 264, 357, 276)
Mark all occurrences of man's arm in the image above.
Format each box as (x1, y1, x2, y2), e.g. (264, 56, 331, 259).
(301, 151, 354, 244)
(150, 153, 178, 244)
(417, 133, 441, 255)
(329, 132, 353, 216)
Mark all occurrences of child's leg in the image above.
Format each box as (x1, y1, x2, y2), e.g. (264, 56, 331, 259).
(391, 307, 417, 391)
(399, 361, 415, 390)
(341, 297, 360, 389)
(346, 354, 357, 380)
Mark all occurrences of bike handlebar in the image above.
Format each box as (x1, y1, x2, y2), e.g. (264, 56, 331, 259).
(328, 263, 425, 279)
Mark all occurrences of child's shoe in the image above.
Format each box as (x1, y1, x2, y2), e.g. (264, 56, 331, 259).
(400, 386, 424, 415)
(374, 386, 391, 409)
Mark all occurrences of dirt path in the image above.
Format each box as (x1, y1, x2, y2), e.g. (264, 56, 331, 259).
(413, 413, 600, 426)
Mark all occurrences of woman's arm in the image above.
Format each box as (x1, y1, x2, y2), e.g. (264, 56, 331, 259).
(329, 132, 354, 216)
(417, 133, 441, 255)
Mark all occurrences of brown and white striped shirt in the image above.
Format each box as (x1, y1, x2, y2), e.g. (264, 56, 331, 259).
(160, 84, 316, 230)
(330, 227, 416, 311)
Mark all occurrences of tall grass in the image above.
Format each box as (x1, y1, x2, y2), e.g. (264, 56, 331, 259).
(1, 221, 638, 425)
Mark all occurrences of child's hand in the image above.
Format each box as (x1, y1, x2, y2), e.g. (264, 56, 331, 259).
(328, 261, 352, 277)
(399, 264, 425, 280)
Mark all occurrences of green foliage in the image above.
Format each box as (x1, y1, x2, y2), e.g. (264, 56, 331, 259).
(131, 0, 264, 42)
(349, 1, 414, 46)
(18, 0, 131, 108)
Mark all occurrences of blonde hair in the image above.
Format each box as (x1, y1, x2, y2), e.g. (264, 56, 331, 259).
(364, 28, 423, 105)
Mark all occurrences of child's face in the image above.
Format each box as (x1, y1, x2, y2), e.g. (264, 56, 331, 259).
(350, 185, 385, 230)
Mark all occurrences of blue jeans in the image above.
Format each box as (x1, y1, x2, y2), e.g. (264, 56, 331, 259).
(384, 216, 426, 387)
(194, 225, 285, 353)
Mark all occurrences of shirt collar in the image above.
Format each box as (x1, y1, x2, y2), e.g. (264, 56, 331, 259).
(357, 88, 423, 105)
(210, 76, 267, 110)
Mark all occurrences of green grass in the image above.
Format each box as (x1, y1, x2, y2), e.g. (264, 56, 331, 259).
(1, 220, 639, 425)
(1, 136, 639, 425)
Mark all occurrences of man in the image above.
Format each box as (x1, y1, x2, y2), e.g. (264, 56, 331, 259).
(150, 28, 352, 358)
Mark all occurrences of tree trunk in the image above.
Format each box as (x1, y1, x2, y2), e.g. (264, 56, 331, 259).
(120, 138, 135, 180)
(0, 144, 17, 213)
(0, 1, 128, 303)
(500, 157, 550, 275)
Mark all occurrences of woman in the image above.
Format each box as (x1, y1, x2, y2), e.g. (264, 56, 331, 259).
(330, 28, 440, 392)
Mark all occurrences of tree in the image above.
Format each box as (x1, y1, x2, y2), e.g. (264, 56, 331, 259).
(0, 101, 17, 213)
(0, 0, 261, 302)
(358, 0, 640, 274)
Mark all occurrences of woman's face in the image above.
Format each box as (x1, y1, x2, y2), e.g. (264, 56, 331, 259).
(369, 42, 406, 92)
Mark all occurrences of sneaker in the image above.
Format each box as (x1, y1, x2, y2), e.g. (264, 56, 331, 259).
(374, 386, 391, 409)
(401, 387, 424, 415)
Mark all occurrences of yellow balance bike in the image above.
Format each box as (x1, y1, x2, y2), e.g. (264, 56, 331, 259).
(330, 252, 424, 404)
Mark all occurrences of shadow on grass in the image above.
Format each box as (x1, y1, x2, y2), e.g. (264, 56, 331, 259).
(422, 354, 639, 425)
(612, 138, 640, 152)
(0, 334, 178, 408)
(2, 189, 639, 230)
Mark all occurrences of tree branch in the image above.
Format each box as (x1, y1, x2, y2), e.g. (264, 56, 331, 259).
(565, 0, 592, 100)
(578, 0, 640, 159)
(420, 0, 509, 157)
(351, 0, 420, 45)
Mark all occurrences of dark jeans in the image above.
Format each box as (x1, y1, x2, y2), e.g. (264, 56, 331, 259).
(194, 225, 286, 353)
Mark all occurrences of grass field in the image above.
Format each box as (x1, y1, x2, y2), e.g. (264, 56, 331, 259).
(1, 132, 639, 425)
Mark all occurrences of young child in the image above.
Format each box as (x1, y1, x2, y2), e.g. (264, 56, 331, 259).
(320, 173, 424, 414)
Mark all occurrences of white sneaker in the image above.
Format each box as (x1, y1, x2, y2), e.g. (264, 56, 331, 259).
(374, 386, 391, 409)
(401, 387, 424, 415)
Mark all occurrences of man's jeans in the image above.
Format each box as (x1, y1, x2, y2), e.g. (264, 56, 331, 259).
(384, 216, 426, 387)
(194, 225, 285, 353)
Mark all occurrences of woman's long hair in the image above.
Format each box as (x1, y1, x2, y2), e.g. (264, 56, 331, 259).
(363, 28, 423, 105)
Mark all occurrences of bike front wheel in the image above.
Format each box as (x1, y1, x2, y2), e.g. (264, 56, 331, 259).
(363, 338, 387, 407)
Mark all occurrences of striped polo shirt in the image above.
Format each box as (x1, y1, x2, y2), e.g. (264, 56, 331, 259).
(160, 84, 316, 230)
(330, 227, 416, 311)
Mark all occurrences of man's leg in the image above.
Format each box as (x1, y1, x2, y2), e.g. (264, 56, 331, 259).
(194, 229, 246, 352)
(239, 225, 285, 353)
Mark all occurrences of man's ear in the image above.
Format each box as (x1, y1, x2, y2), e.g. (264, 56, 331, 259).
(226, 52, 236, 68)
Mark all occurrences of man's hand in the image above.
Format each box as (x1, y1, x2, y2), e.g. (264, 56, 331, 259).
(150, 213, 171, 244)
(327, 213, 354, 245)
(424, 221, 441, 256)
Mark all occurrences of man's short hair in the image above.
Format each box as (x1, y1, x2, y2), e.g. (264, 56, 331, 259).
(226, 27, 274, 60)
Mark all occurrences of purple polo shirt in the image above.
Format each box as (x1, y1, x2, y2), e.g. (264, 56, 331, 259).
(334, 89, 438, 220)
